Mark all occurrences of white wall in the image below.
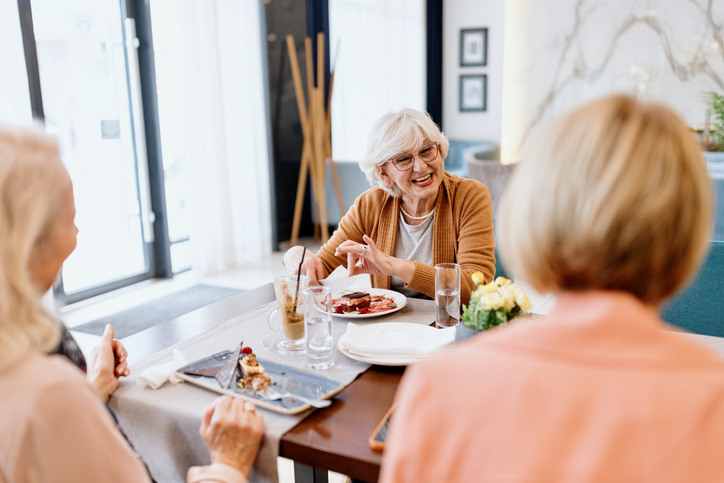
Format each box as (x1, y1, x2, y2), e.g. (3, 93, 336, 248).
(443, 0, 505, 145)
(0, 0, 33, 124)
(501, 0, 724, 163)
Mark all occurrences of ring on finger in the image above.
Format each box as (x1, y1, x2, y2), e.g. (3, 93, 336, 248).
(360, 245, 368, 258)
(244, 402, 256, 413)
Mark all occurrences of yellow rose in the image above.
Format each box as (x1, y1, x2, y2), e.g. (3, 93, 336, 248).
(516, 291, 532, 312)
(500, 285, 516, 312)
(471, 271, 486, 286)
(495, 276, 512, 286)
(482, 292, 504, 310)
(477, 281, 498, 295)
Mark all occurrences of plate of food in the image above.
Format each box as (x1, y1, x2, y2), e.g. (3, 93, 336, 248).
(175, 347, 345, 415)
(331, 288, 407, 318)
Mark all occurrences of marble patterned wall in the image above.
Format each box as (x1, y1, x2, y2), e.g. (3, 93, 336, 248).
(501, 0, 724, 162)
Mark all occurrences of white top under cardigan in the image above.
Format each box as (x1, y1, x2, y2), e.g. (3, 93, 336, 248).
(390, 212, 434, 299)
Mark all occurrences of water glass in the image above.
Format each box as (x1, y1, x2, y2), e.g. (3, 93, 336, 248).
(435, 263, 461, 328)
(304, 286, 335, 370)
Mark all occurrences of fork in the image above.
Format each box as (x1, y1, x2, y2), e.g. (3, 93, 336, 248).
(259, 389, 332, 408)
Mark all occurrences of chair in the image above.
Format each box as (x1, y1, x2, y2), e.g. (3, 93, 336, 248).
(467, 157, 515, 216)
(493, 219, 508, 280)
(661, 241, 724, 337)
(494, 243, 507, 280)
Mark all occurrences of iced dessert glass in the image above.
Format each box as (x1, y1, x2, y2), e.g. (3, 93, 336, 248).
(267, 275, 308, 354)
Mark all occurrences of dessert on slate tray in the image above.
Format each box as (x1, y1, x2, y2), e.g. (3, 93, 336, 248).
(237, 347, 272, 392)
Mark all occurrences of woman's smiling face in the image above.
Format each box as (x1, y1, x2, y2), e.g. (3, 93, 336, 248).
(378, 140, 445, 206)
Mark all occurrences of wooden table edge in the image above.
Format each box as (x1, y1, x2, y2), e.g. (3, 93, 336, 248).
(279, 365, 405, 482)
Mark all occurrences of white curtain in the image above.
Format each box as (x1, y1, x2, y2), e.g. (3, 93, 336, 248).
(151, 0, 272, 276)
(329, 0, 426, 163)
(0, 0, 33, 124)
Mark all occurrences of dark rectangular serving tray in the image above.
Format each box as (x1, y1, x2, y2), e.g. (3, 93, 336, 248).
(175, 350, 345, 415)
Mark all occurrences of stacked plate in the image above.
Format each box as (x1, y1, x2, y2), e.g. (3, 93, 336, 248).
(337, 322, 455, 366)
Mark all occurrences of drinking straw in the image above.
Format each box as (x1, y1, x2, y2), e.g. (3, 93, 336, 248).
(293, 247, 306, 308)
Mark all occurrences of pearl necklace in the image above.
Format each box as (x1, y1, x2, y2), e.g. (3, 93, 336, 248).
(400, 206, 435, 221)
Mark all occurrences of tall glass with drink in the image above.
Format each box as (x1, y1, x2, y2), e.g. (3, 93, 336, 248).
(303, 286, 334, 370)
(267, 274, 308, 354)
(435, 263, 461, 328)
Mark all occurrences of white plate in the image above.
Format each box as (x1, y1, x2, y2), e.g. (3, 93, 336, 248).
(331, 288, 407, 319)
(337, 322, 454, 366)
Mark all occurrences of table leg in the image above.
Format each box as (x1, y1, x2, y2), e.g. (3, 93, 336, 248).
(293, 462, 329, 483)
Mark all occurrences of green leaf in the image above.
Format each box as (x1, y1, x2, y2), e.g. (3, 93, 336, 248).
(494, 308, 507, 327)
(703, 91, 724, 149)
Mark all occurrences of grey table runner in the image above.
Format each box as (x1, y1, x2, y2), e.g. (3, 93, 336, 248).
(109, 297, 435, 483)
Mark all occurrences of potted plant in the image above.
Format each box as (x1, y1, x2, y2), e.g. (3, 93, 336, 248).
(703, 91, 724, 155)
(456, 274, 532, 342)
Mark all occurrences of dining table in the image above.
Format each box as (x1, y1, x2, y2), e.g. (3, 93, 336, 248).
(106, 283, 437, 483)
(103, 283, 724, 483)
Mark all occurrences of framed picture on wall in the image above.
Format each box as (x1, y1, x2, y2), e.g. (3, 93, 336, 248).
(460, 28, 487, 67)
(460, 74, 487, 112)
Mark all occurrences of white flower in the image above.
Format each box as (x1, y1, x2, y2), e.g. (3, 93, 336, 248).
(482, 292, 504, 309)
(478, 281, 498, 295)
(500, 285, 516, 312)
(516, 291, 532, 312)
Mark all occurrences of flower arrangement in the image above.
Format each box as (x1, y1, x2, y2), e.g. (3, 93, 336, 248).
(461, 274, 532, 331)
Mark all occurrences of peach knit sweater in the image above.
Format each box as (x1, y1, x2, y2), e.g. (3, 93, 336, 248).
(316, 173, 496, 304)
(381, 291, 724, 482)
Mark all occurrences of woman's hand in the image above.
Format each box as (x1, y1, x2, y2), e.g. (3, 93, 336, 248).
(86, 324, 129, 401)
(200, 396, 265, 478)
(335, 235, 415, 283)
(283, 246, 324, 285)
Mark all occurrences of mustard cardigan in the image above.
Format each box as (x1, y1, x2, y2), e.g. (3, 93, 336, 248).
(316, 172, 496, 305)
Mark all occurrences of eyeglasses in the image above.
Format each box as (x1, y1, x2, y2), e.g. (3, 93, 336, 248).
(389, 143, 440, 171)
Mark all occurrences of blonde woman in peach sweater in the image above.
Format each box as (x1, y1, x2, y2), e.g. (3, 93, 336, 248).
(0, 125, 263, 483)
(380, 96, 724, 482)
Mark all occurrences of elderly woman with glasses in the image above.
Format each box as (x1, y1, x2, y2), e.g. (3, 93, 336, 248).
(284, 108, 496, 304)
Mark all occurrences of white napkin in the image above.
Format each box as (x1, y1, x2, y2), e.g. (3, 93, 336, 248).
(339, 322, 455, 357)
(319, 265, 358, 294)
(136, 349, 188, 389)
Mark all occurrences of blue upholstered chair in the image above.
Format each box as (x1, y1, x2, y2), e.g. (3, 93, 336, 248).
(492, 219, 508, 280)
(494, 244, 507, 280)
(661, 241, 724, 337)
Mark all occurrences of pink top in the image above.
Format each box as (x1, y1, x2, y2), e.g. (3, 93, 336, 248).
(0, 354, 246, 483)
(380, 291, 724, 482)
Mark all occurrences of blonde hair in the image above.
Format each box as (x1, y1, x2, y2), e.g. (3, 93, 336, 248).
(0, 124, 67, 372)
(361, 108, 450, 197)
(498, 95, 712, 305)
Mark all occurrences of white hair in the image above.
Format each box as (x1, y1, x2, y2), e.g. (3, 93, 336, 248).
(360, 108, 450, 197)
(0, 124, 66, 372)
